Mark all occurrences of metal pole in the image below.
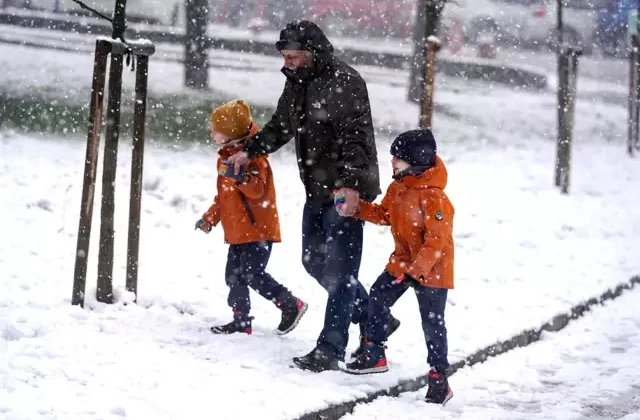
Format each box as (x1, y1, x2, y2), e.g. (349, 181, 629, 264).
(554, 0, 564, 187)
(557, 0, 563, 48)
(636, 1, 640, 154)
(634, 32, 640, 155)
(555, 51, 569, 187)
(185, 0, 209, 88)
(96, 0, 127, 304)
(125, 54, 149, 301)
(560, 49, 580, 194)
(71, 39, 110, 307)
(628, 35, 638, 157)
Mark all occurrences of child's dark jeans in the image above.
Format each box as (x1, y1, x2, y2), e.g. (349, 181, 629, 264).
(366, 271, 450, 374)
(226, 241, 296, 318)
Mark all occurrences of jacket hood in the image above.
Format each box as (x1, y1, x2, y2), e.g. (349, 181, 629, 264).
(276, 20, 334, 58)
(398, 156, 448, 190)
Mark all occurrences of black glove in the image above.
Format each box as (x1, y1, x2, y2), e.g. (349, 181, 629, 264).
(195, 219, 212, 233)
(219, 161, 246, 183)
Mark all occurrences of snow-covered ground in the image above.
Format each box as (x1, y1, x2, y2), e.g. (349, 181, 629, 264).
(0, 41, 639, 419)
(345, 286, 640, 420)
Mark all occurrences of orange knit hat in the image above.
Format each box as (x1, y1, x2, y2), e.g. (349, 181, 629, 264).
(210, 99, 253, 140)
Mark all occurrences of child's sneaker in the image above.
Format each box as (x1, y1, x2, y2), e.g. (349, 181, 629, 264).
(211, 314, 253, 335)
(277, 299, 308, 335)
(342, 341, 389, 375)
(351, 314, 401, 359)
(424, 369, 453, 405)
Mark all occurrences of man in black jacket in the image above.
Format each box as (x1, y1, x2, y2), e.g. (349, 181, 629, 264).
(228, 20, 400, 371)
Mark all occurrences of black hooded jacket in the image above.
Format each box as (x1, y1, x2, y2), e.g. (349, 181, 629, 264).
(244, 20, 381, 205)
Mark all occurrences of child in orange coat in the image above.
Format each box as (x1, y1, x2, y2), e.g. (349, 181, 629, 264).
(196, 99, 307, 335)
(338, 128, 455, 405)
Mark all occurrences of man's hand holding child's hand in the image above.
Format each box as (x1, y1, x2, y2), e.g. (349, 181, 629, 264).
(334, 188, 360, 217)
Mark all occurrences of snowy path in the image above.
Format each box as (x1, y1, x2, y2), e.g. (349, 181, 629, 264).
(0, 130, 638, 419)
(343, 286, 640, 420)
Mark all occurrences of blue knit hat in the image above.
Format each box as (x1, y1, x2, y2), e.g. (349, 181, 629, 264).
(390, 129, 437, 168)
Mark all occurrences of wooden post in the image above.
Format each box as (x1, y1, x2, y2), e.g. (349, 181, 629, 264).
(71, 39, 110, 307)
(125, 54, 150, 301)
(419, 35, 441, 129)
(408, 0, 444, 103)
(96, 0, 127, 304)
(71, 0, 155, 307)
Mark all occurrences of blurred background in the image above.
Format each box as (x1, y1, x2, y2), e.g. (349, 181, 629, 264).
(2, 0, 635, 56)
(0, 0, 637, 139)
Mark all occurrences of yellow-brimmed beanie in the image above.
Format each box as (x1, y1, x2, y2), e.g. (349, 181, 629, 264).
(210, 99, 253, 140)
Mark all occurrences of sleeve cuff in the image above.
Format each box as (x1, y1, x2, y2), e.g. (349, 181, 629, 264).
(244, 139, 266, 159)
(336, 168, 360, 190)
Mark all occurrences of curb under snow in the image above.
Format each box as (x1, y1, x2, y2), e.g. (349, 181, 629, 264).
(295, 275, 640, 420)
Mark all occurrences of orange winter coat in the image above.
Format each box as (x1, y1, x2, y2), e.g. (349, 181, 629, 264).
(356, 156, 454, 289)
(202, 126, 281, 245)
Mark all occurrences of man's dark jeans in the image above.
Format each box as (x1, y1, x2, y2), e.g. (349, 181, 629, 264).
(301, 201, 369, 361)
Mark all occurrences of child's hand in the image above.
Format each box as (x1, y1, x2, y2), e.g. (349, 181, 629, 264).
(392, 274, 405, 285)
(195, 219, 212, 233)
(220, 161, 245, 182)
(394, 274, 422, 287)
(334, 190, 346, 213)
(227, 151, 250, 175)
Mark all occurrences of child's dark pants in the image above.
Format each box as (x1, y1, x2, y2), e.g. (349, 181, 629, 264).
(366, 271, 450, 374)
(226, 241, 295, 318)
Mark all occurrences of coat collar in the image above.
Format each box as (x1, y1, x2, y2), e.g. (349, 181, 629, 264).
(394, 156, 448, 190)
(217, 123, 260, 158)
